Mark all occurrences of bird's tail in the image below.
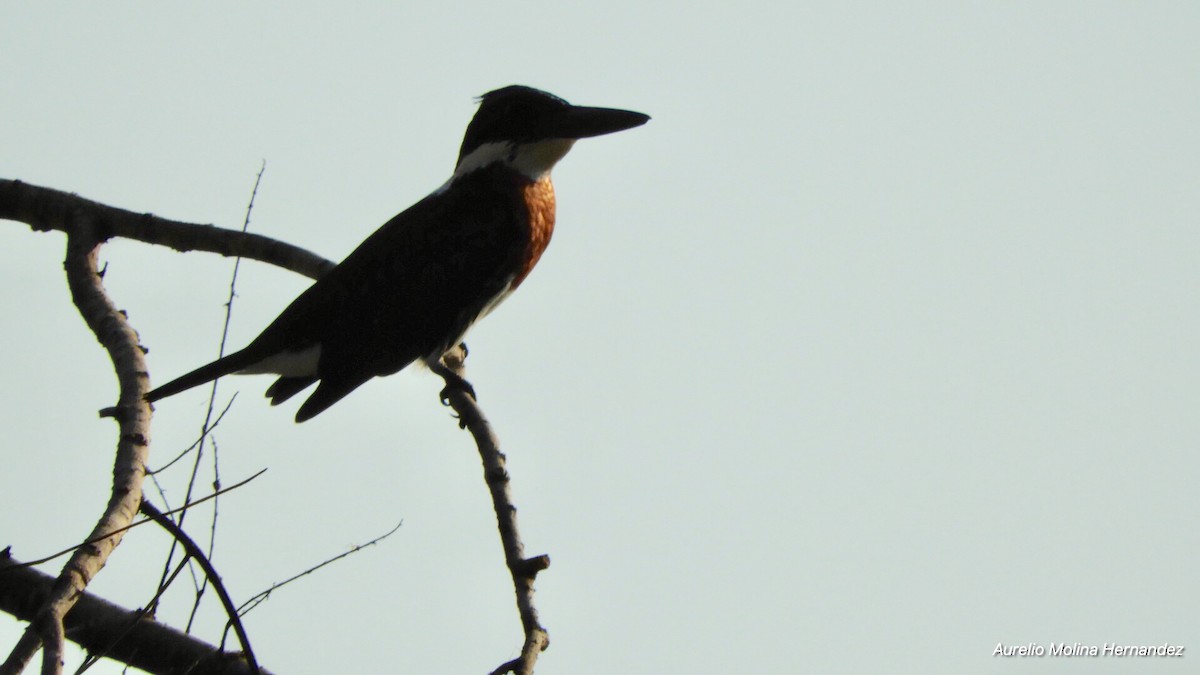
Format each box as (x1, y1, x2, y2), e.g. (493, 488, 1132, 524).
(146, 349, 264, 402)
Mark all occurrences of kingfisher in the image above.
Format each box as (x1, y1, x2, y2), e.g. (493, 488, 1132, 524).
(146, 85, 649, 422)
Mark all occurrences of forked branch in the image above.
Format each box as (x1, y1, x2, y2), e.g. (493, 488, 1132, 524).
(0, 550, 270, 675)
(1, 179, 551, 674)
(1, 218, 152, 675)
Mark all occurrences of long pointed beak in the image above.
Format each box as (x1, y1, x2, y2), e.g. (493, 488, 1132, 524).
(550, 105, 651, 139)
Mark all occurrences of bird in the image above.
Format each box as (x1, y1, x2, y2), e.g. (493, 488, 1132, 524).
(145, 85, 649, 422)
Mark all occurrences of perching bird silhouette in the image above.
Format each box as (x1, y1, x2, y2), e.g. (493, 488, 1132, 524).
(146, 85, 649, 421)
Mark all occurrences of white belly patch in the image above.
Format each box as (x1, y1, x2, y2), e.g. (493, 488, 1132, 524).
(240, 345, 322, 377)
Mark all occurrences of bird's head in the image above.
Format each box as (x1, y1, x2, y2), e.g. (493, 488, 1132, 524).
(454, 85, 649, 180)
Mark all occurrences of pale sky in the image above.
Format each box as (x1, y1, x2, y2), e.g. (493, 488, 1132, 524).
(2, 3, 1198, 674)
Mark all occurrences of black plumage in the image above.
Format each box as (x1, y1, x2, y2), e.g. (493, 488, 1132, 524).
(146, 85, 648, 421)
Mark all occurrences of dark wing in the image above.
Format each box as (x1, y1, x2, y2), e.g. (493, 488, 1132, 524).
(149, 167, 536, 422)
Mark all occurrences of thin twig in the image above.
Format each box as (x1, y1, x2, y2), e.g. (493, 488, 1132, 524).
(148, 395, 238, 475)
(226, 520, 403, 645)
(2, 178, 556, 673)
(138, 502, 260, 675)
(81, 462, 262, 673)
(0, 179, 313, 675)
(3, 470, 266, 570)
(176, 163, 267, 635)
(74, 556, 190, 674)
(0, 550, 271, 675)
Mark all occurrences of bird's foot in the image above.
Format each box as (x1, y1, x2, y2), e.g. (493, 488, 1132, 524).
(438, 372, 477, 405)
(428, 345, 477, 405)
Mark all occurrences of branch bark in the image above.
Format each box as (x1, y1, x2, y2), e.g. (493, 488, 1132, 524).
(436, 346, 551, 675)
(137, 502, 259, 673)
(0, 179, 334, 279)
(0, 550, 269, 675)
(1, 217, 153, 675)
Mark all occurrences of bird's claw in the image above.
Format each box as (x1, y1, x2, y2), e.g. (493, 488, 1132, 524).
(439, 372, 477, 405)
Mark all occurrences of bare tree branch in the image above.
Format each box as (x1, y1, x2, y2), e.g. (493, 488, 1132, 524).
(6, 471, 267, 572)
(435, 345, 551, 675)
(137, 503, 260, 674)
(0, 178, 333, 280)
(3, 180, 554, 673)
(1, 219, 153, 675)
(0, 550, 270, 675)
(177, 163, 266, 637)
(148, 396, 238, 475)
(233, 521, 403, 620)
